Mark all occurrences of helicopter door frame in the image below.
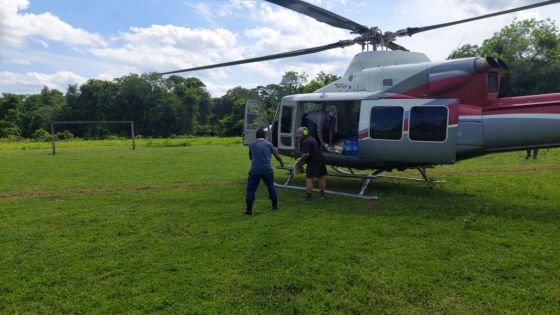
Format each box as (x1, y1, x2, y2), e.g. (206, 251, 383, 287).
(243, 99, 270, 145)
(277, 100, 297, 150)
(359, 99, 458, 164)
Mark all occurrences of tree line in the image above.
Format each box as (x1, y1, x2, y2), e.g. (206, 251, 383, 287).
(1, 19, 559, 140)
(0, 71, 338, 140)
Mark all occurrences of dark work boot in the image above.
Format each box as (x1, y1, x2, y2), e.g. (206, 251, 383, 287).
(272, 201, 278, 211)
(320, 191, 326, 200)
(245, 201, 253, 215)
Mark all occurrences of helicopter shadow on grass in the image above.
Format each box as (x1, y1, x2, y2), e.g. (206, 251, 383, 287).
(275, 174, 559, 223)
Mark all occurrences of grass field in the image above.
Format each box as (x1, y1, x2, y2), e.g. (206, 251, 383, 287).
(1, 139, 559, 314)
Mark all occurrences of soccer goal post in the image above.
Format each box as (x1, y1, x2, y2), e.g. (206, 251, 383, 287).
(50, 120, 135, 155)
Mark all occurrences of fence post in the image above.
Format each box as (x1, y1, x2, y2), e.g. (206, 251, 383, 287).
(51, 123, 56, 155)
(131, 121, 136, 150)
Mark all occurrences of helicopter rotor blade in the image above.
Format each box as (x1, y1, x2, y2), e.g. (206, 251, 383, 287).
(265, 0, 369, 34)
(158, 40, 356, 75)
(386, 41, 408, 52)
(401, 0, 560, 37)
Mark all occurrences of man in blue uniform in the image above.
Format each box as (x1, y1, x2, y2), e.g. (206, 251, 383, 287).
(295, 127, 327, 201)
(245, 129, 284, 215)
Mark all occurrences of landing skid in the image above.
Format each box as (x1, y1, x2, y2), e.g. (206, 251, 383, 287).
(275, 166, 444, 200)
(330, 166, 445, 184)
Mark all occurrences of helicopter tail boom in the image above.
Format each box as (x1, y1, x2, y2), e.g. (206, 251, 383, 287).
(482, 93, 560, 151)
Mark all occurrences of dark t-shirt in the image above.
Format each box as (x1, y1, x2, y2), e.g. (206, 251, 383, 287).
(302, 136, 323, 163)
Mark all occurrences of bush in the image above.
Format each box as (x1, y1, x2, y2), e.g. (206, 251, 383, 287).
(0, 121, 21, 138)
(6, 134, 22, 141)
(56, 130, 75, 140)
(32, 128, 51, 141)
(194, 125, 217, 136)
(84, 126, 111, 139)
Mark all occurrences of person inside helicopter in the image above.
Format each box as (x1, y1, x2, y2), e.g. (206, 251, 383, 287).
(305, 110, 336, 150)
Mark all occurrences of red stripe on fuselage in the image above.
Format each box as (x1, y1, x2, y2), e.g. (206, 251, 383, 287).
(358, 130, 368, 139)
(485, 93, 560, 115)
(448, 103, 459, 125)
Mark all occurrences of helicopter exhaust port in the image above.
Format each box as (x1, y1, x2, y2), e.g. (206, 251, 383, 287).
(474, 57, 505, 73)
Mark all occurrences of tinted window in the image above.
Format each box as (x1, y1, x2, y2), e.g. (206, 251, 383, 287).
(370, 107, 403, 140)
(280, 106, 293, 133)
(409, 107, 447, 142)
(280, 136, 292, 147)
(488, 74, 498, 93)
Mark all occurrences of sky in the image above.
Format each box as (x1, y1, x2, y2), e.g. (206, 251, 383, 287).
(1, 0, 559, 97)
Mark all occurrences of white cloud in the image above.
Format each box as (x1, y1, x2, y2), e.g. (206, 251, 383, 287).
(0, 0, 106, 48)
(216, 0, 257, 16)
(1, 0, 559, 98)
(90, 24, 243, 74)
(0, 71, 87, 94)
(2, 58, 31, 66)
(386, 0, 560, 61)
(203, 81, 239, 97)
(83, 1, 359, 94)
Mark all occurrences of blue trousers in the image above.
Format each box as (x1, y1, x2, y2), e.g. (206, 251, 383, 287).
(246, 171, 277, 208)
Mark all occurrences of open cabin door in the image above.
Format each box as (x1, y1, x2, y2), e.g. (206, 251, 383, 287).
(243, 99, 270, 145)
(278, 100, 297, 151)
(359, 99, 458, 164)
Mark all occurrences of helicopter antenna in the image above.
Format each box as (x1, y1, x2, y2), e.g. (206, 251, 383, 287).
(455, 36, 466, 51)
(158, 0, 560, 75)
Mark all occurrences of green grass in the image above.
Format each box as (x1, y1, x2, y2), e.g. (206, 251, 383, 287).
(0, 136, 241, 151)
(1, 142, 559, 314)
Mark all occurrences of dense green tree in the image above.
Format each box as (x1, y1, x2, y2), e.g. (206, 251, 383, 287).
(447, 44, 482, 59)
(0, 68, 340, 139)
(116, 74, 153, 135)
(213, 86, 258, 136)
(0, 94, 24, 138)
(279, 71, 308, 95)
(30, 87, 66, 136)
(302, 71, 341, 93)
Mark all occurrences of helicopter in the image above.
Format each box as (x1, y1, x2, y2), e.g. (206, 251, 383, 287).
(159, 0, 560, 199)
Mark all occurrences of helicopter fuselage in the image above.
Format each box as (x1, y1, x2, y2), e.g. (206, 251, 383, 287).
(258, 51, 560, 170)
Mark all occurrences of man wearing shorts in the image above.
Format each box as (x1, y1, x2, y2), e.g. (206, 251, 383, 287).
(295, 127, 327, 201)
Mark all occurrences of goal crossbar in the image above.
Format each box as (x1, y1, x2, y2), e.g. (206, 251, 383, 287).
(50, 120, 135, 155)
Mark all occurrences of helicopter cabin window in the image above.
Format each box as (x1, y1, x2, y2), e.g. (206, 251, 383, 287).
(369, 107, 403, 140)
(488, 74, 498, 93)
(280, 106, 293, 146)
(409, 106, 448, 142)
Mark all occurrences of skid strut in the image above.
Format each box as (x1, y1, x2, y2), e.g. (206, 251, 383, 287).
(275, 166, 443, 199)
(275, 166, 378, 200)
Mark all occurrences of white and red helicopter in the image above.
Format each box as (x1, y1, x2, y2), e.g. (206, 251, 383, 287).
(160, 0, 560, 198)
